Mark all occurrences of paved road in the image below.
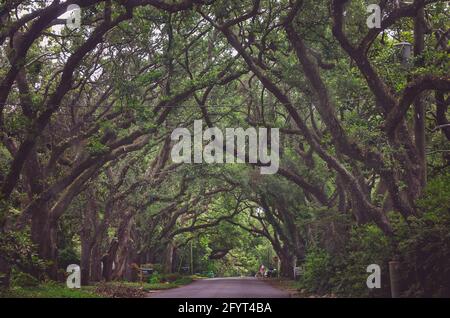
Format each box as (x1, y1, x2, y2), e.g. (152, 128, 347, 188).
(148, 277, 290, 298)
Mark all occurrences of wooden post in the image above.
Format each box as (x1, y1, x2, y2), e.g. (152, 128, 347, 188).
(389, 260, 401, 298)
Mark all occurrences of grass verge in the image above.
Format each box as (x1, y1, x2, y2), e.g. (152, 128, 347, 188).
(265, 278, 337, 298)
(0, 276, 196, 298)
(0, 281, 101, 298)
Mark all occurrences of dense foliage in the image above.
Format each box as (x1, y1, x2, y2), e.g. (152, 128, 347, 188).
(0, 0, 449, 297)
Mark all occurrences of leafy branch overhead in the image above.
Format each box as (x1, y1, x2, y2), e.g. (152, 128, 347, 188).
(0, 0, 449, 297)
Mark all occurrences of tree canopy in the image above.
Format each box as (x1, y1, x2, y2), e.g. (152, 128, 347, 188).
(0, 0, 449, 297)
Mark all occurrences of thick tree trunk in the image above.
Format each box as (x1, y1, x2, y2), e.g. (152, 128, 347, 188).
(112, 211, 133, 280)
(274, 243, 296, 279)
(279, 252, 295, 279)
(102, 239, 118, 281)
(90, 242, 103, 282)
(124, 248, 139, 281)
(33, 219, 58, 279)
(163, 242, 175, 274)
(80, 191, 96, 285)
(112, 250, 127, 280)
(26, 149, 58, 279)
(80, 234, 91, 286)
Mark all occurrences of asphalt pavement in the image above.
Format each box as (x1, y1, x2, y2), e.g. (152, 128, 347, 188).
(148, 277, 290, 298)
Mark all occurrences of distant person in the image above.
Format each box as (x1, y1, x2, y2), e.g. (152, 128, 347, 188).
(255, 264, 265, 278)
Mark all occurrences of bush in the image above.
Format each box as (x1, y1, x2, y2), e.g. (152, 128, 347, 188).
(11, 270, 39, 288)
(299, 247, 333, 295)
(174, 276, 193, 285)
(391, 171, 450, 297)
(161, 273, 181, 283)
(146, 272, 192, 286)
(330, 224, 392, 297)
(391, 212, 450, 297)
(311, 171, 450, 297)
(148, 271, 161, 284)
(57, 247, 79, 270)
(0, 231, 48, 274)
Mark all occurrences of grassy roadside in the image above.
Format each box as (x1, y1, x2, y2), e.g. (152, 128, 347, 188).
(0, 276, 198, 298)
(99, 277, 195, 297)
(264, 278, 337, 298)
(0, 281, 101, 298)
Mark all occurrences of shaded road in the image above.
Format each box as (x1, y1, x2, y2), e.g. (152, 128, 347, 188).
(148, 277, 290, 298)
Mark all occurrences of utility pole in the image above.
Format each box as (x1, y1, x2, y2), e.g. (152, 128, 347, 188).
(190, 240, 194, 275)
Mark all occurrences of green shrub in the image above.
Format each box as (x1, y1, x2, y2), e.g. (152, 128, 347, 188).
(2, 281, 100, 298)
(57, 247, 79, 270)
(0, 231, 48, 274)
(330, 224, 392, 297)
(11, 270, 39, 288)
(299, 247, 333, 294)
(148, 271, 161, 284)
(174, 276, 193, 285)
(390, 171, 450, 297)
(147, 272, 192, 286)
(327, 172, 450, 297)
(161, 273, 181, 283)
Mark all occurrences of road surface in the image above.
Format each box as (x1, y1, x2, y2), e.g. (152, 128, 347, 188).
(148, 277, 290, 298)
